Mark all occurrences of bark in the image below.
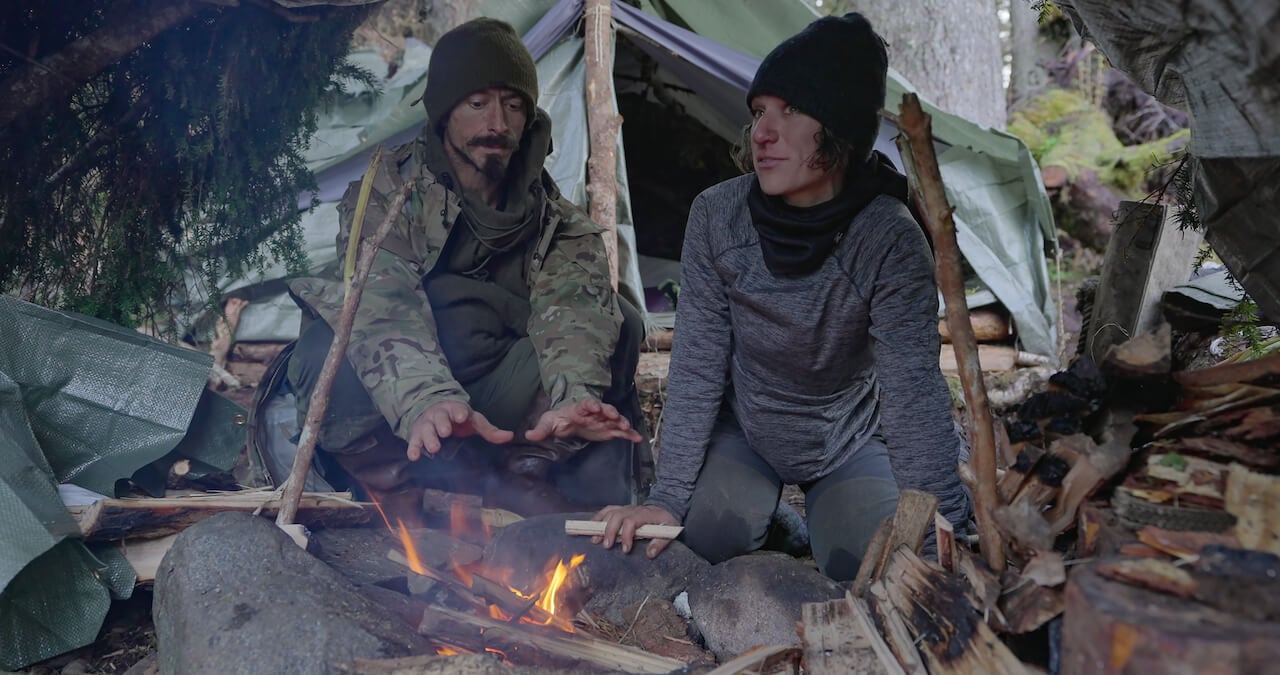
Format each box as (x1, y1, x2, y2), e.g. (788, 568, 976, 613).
(1008, 0, 1062, 104)
(0, 0, 207, 130)
(850, 0, 1006, 129)
(584, 0, 621, 289)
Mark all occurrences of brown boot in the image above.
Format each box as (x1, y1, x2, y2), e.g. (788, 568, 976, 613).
(483, 452, 578, 517)
(326, 427, 426, 529)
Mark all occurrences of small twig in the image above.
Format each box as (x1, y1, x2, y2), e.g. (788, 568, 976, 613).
(618, 593, 651, 645)
(276, 155, 409, 529)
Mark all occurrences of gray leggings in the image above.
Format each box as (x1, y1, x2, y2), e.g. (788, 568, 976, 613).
(681, 415, 899, 581)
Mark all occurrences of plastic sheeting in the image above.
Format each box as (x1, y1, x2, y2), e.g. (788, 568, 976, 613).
(0, 295, 244, 669)
(180, 0, 1058, 360)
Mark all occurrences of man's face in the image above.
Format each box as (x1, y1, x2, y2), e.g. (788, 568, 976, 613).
(443, 88, 529, 185)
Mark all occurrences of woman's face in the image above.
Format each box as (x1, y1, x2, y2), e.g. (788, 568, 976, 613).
(749, 95, 844, 207)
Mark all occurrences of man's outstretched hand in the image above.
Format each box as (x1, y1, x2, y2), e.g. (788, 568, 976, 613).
(592, 504, 680, 558)
(407, 400, 514, 460)
(525, 398, 643, 444)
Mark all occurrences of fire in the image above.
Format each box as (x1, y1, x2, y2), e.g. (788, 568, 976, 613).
(395, 520, 427, 575)
(536, 554, 585, 619)
(435, 647, 461, 656)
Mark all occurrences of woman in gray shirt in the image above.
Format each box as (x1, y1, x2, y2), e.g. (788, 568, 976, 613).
(592, 13, 969, 581)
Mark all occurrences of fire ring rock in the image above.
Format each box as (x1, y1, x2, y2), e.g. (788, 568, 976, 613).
(154, 512, 429, 674)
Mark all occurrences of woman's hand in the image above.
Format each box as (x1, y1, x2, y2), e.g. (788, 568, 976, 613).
(591, 504, 681, 558)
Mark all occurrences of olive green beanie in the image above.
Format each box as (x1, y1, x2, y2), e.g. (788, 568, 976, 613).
(423, 18, 539, 132)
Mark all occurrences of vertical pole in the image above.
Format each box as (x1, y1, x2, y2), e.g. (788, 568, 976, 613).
(583, 0, 621, 290)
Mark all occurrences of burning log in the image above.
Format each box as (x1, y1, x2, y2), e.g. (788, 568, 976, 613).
(800, 591, 907, 675)
(416, 606, 684, 673)
(71, 490, 370, 541)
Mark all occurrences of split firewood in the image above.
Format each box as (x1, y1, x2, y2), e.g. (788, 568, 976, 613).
(1096, 558, 1198, 597)
(955, 548, 1001, 619)
(563, 520, 683, 540)
(1046, 432, 1131, 535)
(852, 489, 939, 596)
(1021, 550, 1067, 587)
(994, 500, 1054, 561)
(1146, 436, 1280, 471)
(416, 605, 684, 673)
(997, 446, 1044, 503)
(1135, 526, 1240, 561)
(865, 581, 929, 675)
(800, 591, 906, 675)
(71, 490, 370, 541)
(997, 580, 1064, 635)
(120, 534, 179, 585)
(1175, 349, 1280, 388)
(878, 546, 1027, 674)
(935, 512, 957, 573)
(1225, 463, 1280, 555)
(1006, 452, 1070, 514)
(1143, 452, 1229, 501)
(705, 645, 802, 675)
(1102, 323, 1171, 379)
(642, 329, 674, 352)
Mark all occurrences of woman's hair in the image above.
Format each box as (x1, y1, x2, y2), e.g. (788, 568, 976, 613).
(731, 122, 856, 175)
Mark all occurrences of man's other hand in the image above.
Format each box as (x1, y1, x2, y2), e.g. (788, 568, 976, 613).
(525, 398, 643, 444)
(592, 504, 680, 558)
(407, 400, 514, 460)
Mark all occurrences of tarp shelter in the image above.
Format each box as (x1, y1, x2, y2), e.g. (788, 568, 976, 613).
(181, 0, 1058, 359)
(0, 295, 244, 670)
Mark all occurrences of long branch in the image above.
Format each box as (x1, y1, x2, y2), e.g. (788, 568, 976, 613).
(896, 93, 1004, 572)
(276, 178, 413, 526)
(0, 0, 209, 129)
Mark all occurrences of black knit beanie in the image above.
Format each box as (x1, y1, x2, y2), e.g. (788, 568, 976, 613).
(746, 13, 888, 161)
(423, 18, 539, 132)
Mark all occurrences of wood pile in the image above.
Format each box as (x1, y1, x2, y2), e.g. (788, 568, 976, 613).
(799, 326, 1280, 675)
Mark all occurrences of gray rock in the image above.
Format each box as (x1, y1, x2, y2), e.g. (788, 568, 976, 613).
(686, 554, 843, 661)
(155, 512, 430, 675)
(484, 513, 709, 624)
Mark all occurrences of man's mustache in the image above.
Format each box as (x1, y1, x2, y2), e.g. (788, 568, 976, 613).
(468, 134, 517, 150)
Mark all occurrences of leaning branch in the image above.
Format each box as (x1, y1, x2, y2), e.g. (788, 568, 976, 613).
(896, 93, 1004, 572)
(276, 162, 412, 528)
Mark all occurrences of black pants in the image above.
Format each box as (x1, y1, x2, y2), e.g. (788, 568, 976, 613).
(286, 296, 646, 507)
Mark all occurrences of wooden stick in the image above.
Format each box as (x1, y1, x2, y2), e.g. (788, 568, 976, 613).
(276, 162, 412, 529)
(897, 93, 1004, 572)
(1175, 350, 1280, 388)
(706, 645, 802, 675)
(210, 296, 248, 375)
(584, 0, 621, 290)
(563, 520, 682, 540)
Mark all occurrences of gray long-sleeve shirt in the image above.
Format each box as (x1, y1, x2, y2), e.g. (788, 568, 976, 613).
(645, 174, 969, 528)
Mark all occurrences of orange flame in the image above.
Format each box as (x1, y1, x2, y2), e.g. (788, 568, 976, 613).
(485, 647, 507, 659)
(436, 646, 461, 656)
(395, 520, 427, 575)
(536, 554, 585, 620)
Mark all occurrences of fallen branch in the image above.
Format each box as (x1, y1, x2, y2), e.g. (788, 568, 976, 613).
(897, 93, 1003, 572)
(71, 490, 369, 540)
(276, 154, 411, 530)
(210, 296, 249, 379)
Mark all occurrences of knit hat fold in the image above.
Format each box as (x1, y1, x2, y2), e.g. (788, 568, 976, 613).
(746, 12, 888, 159)
(423, 18, 539, 131)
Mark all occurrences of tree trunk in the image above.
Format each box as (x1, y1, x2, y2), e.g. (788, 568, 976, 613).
(1008, 0, 1061, 104)
(848, 0, 1006, 130)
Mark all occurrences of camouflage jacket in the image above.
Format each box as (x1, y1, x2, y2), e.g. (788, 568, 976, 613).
(289, 138, 621, 442)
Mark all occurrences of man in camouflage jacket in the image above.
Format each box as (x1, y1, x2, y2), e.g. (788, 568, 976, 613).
(284, 18, 647, 525)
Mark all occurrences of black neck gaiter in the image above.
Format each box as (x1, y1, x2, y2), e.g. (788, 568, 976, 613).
(747, 151, 914, 277)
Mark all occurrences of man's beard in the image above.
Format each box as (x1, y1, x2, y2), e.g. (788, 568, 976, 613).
(451, 133, 517, 184)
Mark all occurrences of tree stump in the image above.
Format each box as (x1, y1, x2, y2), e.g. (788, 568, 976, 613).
(1061, 562, 1280, 674)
